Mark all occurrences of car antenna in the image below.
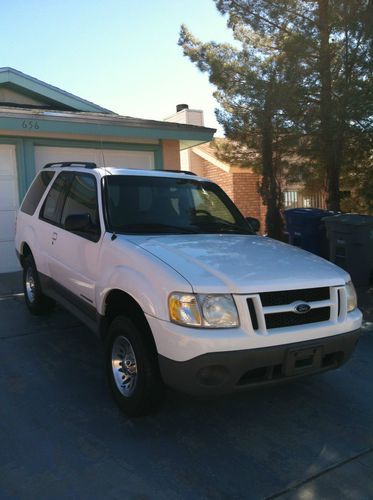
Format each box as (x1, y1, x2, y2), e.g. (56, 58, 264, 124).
(99, 130, 111, 175)
(99, 132, 117, 241)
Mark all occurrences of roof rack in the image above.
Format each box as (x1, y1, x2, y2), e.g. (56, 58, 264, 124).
(159, 169, 197, 176)
(43, 161, 97, 169)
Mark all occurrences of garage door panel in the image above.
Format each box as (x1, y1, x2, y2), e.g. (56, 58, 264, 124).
(0, 144, 20, 273)
(35, 146, 155, 172)
(0, 211, 16, 241)
(102, 150, 154, 169)
(0, 178, 19, 210)
(0, 241, 19, 273)
(0, 146, 16, 175)
(34, 147, 97, 172)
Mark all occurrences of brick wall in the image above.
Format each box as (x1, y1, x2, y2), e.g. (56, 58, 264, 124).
(232, 172, 266, 231)
(190, 152, 267, 233)
(198, 158, 235, 201)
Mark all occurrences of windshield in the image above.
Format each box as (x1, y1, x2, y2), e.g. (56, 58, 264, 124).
(103, 175, 254, 235)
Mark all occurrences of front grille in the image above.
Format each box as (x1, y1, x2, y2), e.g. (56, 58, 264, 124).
(247, 298, 258, 330)
(260, 287, 329, 307)
(265, 307, 330, 329)
(246, 287, 333, 332)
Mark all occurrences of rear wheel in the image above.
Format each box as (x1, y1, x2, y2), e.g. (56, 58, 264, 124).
(106, 315, 164, 416)
(23, 255, 55, 315)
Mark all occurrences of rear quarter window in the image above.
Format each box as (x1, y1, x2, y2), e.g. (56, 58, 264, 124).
(40, 172, 71, 224)
(20, 171, 55, 215)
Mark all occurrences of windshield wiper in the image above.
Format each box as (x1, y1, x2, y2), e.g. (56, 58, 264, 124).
(194, 219, 253, 234)
(117, 223, 199, 234)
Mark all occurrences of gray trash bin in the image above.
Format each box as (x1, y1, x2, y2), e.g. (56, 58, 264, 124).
(323, 214, 373, 286)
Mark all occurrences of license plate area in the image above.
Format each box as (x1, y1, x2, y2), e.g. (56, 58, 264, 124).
(283, 345, 323, 377)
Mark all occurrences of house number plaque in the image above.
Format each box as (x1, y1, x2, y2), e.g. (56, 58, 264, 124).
(22, 120, 40, 130)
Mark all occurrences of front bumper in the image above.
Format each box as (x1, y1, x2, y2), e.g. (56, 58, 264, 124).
(158, 329, 361, 395)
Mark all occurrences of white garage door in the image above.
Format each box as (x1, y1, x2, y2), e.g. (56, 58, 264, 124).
(34, 146, 155, 173)
(0, 145, 20, 273)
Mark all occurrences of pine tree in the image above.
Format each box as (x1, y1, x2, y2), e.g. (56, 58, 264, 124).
(180, 0, 372, 218)
(179, 16, 294, 239)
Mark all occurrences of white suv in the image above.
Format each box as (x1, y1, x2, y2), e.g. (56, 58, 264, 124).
(15, 162, 362, 416)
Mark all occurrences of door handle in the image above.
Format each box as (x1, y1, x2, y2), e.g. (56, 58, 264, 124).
(52, 232, 58, 242)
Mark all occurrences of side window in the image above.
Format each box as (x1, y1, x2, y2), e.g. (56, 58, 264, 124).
(61, 173, 100, 241)
(40, 172, 71, 224)
(20, 171, 55, 215)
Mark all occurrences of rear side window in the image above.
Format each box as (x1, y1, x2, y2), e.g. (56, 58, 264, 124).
(20, 171, 54, 215)
(61, 173, 100, 241)
(40, 172, 71, 224)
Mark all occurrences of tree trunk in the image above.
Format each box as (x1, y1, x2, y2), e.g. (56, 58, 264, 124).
(318, 0, 341, 211)
(260, 90, 284, 240)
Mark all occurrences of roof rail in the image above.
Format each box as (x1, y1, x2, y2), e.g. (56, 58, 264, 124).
(43, 161, 97, 169)
(159, 169, 197, 176)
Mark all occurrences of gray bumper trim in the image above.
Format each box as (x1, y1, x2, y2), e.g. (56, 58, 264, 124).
(158, 329, 361, 396)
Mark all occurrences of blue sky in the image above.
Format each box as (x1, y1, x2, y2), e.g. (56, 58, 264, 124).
(1, 0, 235, 134)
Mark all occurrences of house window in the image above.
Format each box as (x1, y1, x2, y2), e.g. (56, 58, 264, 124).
(284, 191, 298, 208)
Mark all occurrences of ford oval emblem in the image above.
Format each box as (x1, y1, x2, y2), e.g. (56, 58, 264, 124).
(294, 303, 311, 314)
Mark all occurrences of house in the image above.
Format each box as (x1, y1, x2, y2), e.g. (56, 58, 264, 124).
(0, 68, 215, 273)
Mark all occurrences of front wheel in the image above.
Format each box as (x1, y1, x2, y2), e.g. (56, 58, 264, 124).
(106, 316, 164, 417)
(23, 255, 55, 315)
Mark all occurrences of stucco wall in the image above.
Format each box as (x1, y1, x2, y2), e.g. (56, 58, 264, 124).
(162, 140, 180, 170)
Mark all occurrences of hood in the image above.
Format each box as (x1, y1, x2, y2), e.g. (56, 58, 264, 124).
(127, 234, 349, 294)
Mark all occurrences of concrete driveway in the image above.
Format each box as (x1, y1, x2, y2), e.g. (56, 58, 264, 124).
(0, 273, 372, 500)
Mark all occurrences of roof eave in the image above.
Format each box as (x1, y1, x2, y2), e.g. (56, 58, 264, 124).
(0, 108, 216, 145)
(0, 67, 113, 114)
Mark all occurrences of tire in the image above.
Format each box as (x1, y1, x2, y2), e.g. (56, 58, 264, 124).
(23, 255, 55, 315)
(106, 315, 164, 417)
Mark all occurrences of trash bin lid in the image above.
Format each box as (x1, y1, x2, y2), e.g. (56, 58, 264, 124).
(284, 208, 338, 218)
(322, 213, 373, 226)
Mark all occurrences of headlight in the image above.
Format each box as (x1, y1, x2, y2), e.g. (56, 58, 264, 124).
(169, 293, 201, 326)
(346, 281, 357, 312)
(169, 293, 239, 328)
(199, 294, 239, 327)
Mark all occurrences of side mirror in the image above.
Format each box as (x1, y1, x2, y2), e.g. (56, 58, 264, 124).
(64, 213, 92, 232)
(246, 216, 260, 233)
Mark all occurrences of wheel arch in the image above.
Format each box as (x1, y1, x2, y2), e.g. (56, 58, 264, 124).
(101, 289, 157, 351)
(19, 242, 33, 267)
